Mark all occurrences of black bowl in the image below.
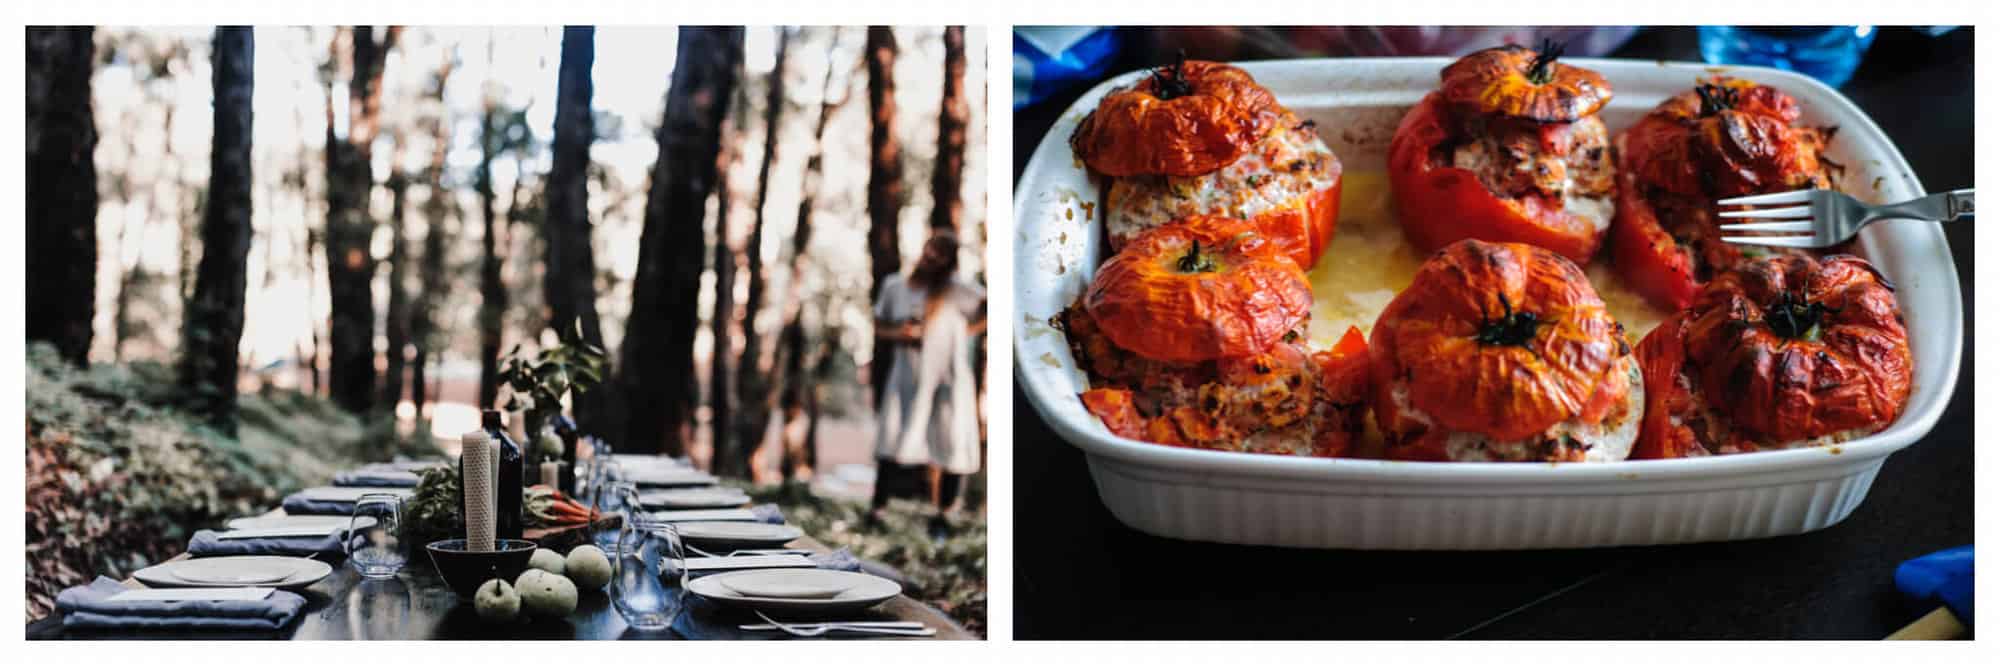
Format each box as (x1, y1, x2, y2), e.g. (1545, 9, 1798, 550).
(426, 538, 537, 600)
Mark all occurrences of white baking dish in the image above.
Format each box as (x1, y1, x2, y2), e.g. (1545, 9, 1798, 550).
(1012, 57, 1963, 550)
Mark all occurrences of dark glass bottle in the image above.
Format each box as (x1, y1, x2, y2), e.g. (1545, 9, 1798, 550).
(484, 410, 525, 540)
(552, 414, 580, 496)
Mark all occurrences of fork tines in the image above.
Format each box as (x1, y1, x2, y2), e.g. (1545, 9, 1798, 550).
(1716, 188, 1822, 247)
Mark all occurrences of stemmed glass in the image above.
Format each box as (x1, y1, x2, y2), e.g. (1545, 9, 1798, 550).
(346, 493, 407, 578)
(591, 481, 640, 553)
(611, 515, 687, 632)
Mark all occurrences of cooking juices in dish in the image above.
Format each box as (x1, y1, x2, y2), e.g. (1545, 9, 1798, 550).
(1370, 240, 1641, 462)
(1611, 76, 1840, 310)
(1054, 50, 1914, 464)
(1633, 254, 1912, 458)
(1388, 42, 1616, 263)
(1071, 58, 1344, 270)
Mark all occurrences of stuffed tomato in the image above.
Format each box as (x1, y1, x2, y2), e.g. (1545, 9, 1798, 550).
(1611, 77, 1840, 311)
(1387, 43, 1616, 264)
(1072, 59, 1343, 270)
(1368, 239, 1641, 462)
(1064, 216, 1365, 457)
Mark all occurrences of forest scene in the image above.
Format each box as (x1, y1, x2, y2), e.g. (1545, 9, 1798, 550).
(25, 25, 988, 634)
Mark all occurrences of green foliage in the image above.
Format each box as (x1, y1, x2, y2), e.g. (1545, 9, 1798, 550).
(23, 343, 429, 622)
(497, 322, 607, 455)
(747, 482, 987, 637)
(404, 465, 465, 550)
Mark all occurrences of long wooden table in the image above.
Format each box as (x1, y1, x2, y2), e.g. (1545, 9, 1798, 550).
(29, 525, 973, 640)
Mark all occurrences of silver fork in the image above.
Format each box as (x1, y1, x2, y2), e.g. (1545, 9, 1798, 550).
(749, 610, 935, 637)
(1718, 188, 1973, 248)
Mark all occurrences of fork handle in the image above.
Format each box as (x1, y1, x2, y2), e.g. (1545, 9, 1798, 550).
(1876, 189, 1973, 222)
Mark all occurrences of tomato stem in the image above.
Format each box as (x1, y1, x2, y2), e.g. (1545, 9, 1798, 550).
(1474, 294, 1542, 347)
(1150, 50, 1194, 100)
(1764, 289, 1832, 340)
(1527, 39, 1565, 85)
(1697, 82, 1739, 116)
(1176, 239, 1217, 273)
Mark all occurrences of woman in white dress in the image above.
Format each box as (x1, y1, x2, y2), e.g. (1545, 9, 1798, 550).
(871, 232, 986, 526)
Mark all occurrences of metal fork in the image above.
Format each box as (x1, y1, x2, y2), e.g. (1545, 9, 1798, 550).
(749, 610, 935, 637)
(1718, 188, 1973, 248)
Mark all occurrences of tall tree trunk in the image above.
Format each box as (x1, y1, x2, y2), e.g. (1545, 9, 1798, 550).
(25, 27, 99, 366)
(776, 30, 851, 482)
(180, 26, 255, 434)
(931, 26, 968, 232)
(726, 29, 792, 480)
(708, 83, 745, 470)
(621, 27, 743, 456)
(475, 63, 505, 411)
(379, 133, 411, 411)
(325, 25, 401, 413)
(864, 26, 903, 409)
(412, 56, 453, 420)
(545, 26, 610, 431)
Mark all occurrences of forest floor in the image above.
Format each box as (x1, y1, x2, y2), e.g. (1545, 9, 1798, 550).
(23, 343, 432, 621)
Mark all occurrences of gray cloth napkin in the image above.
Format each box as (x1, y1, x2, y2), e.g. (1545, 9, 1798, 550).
(279, 495, 355, 516)
(332, 468, 421, 488)
(55, 576, 307, 632)
(186, 529, 356, 560)
(749, 504, 784, 524)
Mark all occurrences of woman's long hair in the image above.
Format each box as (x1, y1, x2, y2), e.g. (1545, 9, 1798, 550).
(911, 232, 961, 318)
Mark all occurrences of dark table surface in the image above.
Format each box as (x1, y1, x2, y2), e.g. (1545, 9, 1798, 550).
(29, 537, 973, 640)
(1011, 26, 1974, 640)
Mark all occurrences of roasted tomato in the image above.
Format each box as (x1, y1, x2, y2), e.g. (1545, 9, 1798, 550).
(1104, 116, 1343, 269)
(1083, 215, 1311, 364)
(1632, 254, 1910, 458)
(1066, 217, 1366, 457)
(1079, 59, 1345, 269)
(1309, 326, 1371, 458)
(1069, 59, 1283, 178)
(1387, 43, 1616, 263)
(1611, 77, 1838, 311)
(1369, 240, 1641, 462)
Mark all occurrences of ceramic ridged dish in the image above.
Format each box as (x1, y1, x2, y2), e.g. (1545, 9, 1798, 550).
(1013, 58, 1962, 550)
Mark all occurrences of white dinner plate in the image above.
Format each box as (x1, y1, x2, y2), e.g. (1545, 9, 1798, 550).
(674, 521, 803, 550)
(716, 569, 855, 599)
(623, 468, 719, 488)
(688, 569, 900, 613)
(637, 488, 750, 510)
(134, 556, 334, 590)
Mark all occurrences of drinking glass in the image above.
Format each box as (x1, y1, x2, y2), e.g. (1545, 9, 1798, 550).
(592, 480, 640, 552)
(346, 493, 407, 578)
(611, 516, 686, 632)
(1697, 26, 1878, 88)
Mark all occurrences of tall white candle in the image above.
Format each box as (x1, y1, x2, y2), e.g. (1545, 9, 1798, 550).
(461, 431, 496, 552)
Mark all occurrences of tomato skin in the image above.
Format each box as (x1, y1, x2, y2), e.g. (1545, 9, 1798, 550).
(1387, 93, 1604, 264)
(1609, 169, 1701, 311)
(1245, 174, 1343, 270)
(1081, 388, 1149, 441)
(1308, 326, 1370, 458)
(1629, 316, 1704, 460)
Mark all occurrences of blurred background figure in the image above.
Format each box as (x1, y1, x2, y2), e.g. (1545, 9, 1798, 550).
(870, 230, 986, 534)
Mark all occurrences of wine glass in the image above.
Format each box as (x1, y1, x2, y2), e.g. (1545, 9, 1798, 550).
(592, 481, 639, 552)
(346, 493, 407, 578)
(611, 515, 686, 632)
